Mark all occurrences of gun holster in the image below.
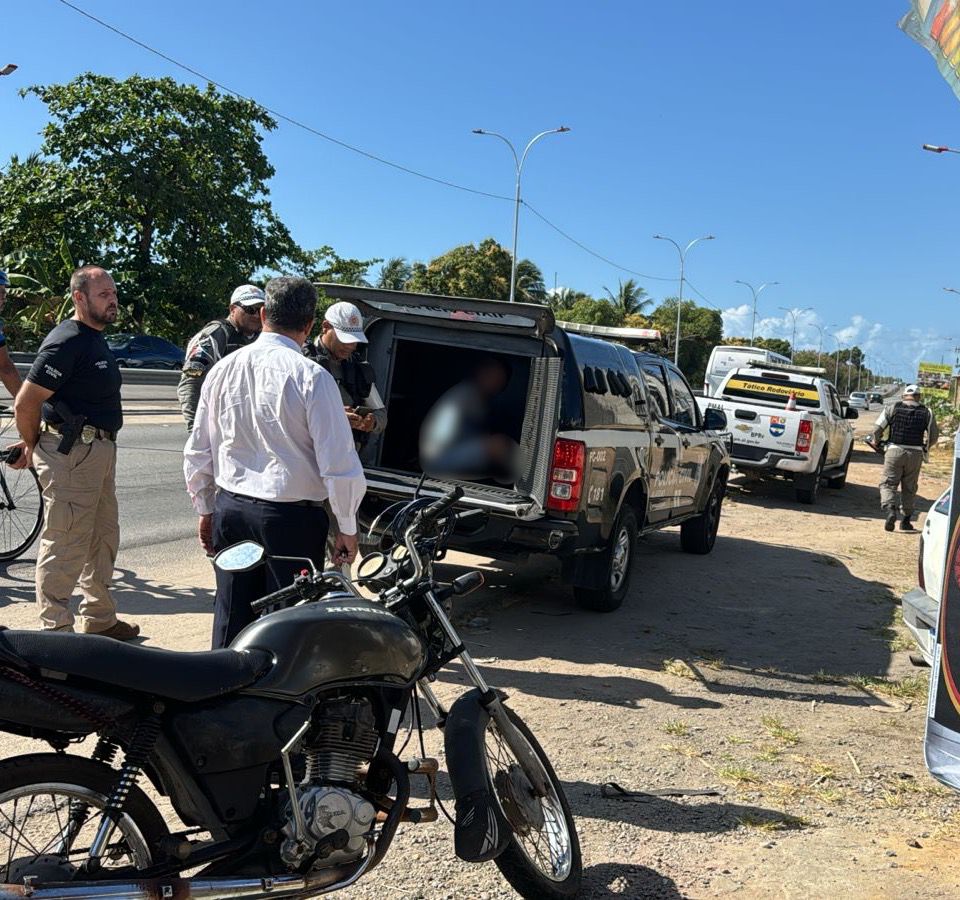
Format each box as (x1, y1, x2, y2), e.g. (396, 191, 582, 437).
(42, 401, 87, 455)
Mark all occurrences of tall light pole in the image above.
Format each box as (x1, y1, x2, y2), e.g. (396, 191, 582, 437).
(923, 143, 960, 154)
(813, 323, 835, 369)
(653, 234, 715, 364)
(831, 334, 844, 386)
(944, 286, 960, 296)
(778, 306, 813, 362)
(734, 279, 778, 344)
(472, 126, 570, 303)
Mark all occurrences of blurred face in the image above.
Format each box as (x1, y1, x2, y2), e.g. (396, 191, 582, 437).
(233, 303, 264, 337)
(321, 322, 359, 361)
(74, 270, 118, 329)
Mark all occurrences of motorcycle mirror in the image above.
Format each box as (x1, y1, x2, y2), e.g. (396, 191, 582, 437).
(214, 541, 267, 573)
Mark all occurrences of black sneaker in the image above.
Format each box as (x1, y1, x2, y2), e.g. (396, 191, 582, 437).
(884, 512, 897, 532)
(900, 516, 916, 532)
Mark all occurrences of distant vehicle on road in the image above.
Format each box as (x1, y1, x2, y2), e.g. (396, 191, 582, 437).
(902, 487, 950, 666)
(697, 361, 858, 504)
(703, 345, 791, 397)
(848, 391, 870, 410)
(106, 333, 184, 369)
(869, 392, 883, 405)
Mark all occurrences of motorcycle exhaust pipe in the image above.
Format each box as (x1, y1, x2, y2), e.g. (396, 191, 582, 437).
(0, 847, 375, 900)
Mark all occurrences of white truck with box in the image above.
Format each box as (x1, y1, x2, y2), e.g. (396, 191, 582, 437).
(697, 362, 858, 504)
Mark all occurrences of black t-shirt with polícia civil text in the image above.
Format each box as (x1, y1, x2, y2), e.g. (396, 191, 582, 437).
(27, 320, 123, 432)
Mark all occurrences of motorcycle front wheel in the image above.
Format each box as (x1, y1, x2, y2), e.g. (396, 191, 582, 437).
(484, 708, 582, 899)
(0, 753, 169, 885)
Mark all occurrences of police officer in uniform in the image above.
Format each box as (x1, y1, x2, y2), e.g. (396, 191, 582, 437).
(13, 265, 139, 639)
(871, 384, 939, 532)
(305, 301, 387, 447)
(177, 284, 265, 431)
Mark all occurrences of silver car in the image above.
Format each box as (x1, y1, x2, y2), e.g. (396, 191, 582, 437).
(847, 391, 870, 410)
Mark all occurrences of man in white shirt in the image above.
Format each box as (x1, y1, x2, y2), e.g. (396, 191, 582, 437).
(184, 276, 366, 648)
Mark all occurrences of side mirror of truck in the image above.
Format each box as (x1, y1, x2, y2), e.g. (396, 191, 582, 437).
(702, 407, 728, 431)
(843, 406, 859, 420)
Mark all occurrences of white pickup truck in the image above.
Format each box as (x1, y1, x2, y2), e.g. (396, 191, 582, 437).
(696, 363, 858, 504)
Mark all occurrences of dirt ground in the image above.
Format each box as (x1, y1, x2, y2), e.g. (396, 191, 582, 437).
(2, 421, 958, 899)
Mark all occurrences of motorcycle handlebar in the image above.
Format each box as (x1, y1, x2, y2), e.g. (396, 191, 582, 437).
(250, 582, 306, 615)
(416, 486, 464, 529)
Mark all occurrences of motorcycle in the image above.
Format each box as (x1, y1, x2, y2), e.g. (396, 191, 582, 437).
(0, 486, 582, 899)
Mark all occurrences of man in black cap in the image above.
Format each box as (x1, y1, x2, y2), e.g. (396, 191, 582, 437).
(871, 384, 939, 532)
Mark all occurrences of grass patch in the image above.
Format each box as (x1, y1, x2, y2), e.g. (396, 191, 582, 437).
(717, 764, 761, 784)
(726, 735, 751, 746)
(698, 656, 726, 671)
(662, 658, 697, 681)
(754, 744, 783, 763)
(736, 811, 810, 832)
(761, 715, 800, 746)
(660, 743, 702, 760)
(814, 787, 846, 804)
(661, 720, 691, 737)
(849, 673, 928, 701)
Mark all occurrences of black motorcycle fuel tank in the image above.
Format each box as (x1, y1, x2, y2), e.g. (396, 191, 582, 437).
(231, 595, 425, 698)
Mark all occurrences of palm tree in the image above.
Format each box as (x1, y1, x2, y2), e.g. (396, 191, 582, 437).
(514, 259, 547, 304)
(376, 257, 412, 291)
(603, 278, 651, 318)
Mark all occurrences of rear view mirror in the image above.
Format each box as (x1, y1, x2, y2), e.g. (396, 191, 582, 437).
(844, 406, 859, 420)
(703, 407, 728, 431)
(214, 541, 266, 573)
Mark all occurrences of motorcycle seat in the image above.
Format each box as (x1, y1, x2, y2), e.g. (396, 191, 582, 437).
(0, 630, 273, 703)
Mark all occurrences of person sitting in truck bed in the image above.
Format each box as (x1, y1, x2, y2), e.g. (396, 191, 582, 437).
(419, 355, 519, 483)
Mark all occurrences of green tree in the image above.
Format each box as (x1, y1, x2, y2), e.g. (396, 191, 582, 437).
(651, 298, 723, 386)
(407, 238, 544, 302)
(2, 74, 302, 339)
(603, 278, 651, 318)
(376, 257, 412, 291)
(561, 296, 624, 327)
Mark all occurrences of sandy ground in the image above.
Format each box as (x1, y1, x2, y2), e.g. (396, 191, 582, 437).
(1, 416, 958, 899)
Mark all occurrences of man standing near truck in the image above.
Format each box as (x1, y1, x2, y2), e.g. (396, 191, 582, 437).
(871, 384, 939, 532)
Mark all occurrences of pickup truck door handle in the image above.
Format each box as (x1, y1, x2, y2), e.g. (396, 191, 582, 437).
(654, 435, 664, 447)
(681, 437, 691, 448)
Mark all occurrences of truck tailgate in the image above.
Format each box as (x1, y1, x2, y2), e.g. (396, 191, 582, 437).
(721, 404, 801, 456)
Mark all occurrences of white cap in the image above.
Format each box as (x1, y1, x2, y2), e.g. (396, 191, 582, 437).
(324, 301, 368, 344)
(903, 384, 921, 397)
(230, 284, 266, 308)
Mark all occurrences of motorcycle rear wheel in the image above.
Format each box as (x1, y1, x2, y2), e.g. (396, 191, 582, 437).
(484, 708, 582, 899)
(0, 753, 169, 884)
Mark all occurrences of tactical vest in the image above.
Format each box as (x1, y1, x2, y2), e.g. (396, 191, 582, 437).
(889, 402, 930, 447)
(312, 352, 374, 409)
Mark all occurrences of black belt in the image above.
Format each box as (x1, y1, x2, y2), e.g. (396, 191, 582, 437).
(221, 489, 325, 508)
(40, 421, 118, 442)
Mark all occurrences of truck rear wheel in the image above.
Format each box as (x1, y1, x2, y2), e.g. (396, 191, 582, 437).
(574, 507, 637, 613)
(826, 448, 852, 489)
(795, 454, 825, 505)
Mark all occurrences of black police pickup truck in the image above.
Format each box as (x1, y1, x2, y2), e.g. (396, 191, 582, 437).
(321, 285, 731, 612)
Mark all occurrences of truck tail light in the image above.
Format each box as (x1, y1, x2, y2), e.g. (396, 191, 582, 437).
(796, 419, 813, 454)
(547, 439, 585, 513)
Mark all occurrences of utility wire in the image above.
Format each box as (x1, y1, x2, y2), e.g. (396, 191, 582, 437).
(54, 0, 684, 290)
(55, 0, 512, 202)
(522, 201, 676, 282)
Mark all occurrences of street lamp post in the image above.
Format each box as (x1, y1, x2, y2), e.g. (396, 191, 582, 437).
(734, 279, 778, 344)
(813, 323, 835, 369)
(472, 126, 570, 303)
(653, 234, 715, 364)
(923, 143, 960, 154)
(778, 306, 813, 362)
(831, 334, 844, 386)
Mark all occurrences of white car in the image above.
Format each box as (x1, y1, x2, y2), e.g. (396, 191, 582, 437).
(847, 391, 870, 410)
(902, 487, 951, 665)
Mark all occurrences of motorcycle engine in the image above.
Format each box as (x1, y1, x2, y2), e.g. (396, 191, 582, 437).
(281, 697, 380, 869)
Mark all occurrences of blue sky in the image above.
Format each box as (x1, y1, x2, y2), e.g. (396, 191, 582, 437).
(3, 1, 958, 379)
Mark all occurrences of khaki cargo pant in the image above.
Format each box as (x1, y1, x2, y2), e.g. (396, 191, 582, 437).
(33, 433, 120, 632)
(879, 445, 924, 517)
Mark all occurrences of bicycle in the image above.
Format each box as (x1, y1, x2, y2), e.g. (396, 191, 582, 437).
(0, 407, 43, 561)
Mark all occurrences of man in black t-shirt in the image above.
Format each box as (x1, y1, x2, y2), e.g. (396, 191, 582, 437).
(13, 265, 140, 641)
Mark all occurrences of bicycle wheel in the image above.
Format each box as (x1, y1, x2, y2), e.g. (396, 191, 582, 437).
(0, 465, 43, 561)
(0, 409, 43, 560)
